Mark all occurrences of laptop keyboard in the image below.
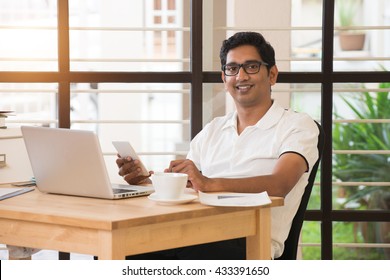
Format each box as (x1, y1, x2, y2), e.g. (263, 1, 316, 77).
(113, 188, 137, 194)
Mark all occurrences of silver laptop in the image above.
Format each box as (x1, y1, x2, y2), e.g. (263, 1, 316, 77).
(21, 126, 154, 199)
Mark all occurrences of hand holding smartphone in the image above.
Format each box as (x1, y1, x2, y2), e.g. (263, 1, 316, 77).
(112, 141, 149, 176)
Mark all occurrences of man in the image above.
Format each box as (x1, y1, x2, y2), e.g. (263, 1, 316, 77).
(117, 32, 319, 259)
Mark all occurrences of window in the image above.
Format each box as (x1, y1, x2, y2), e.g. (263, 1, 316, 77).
(0, 0, 389, 260)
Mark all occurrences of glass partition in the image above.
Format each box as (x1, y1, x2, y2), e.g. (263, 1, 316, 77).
(68, 0, 190, 72)
(0, 0, 58, 71)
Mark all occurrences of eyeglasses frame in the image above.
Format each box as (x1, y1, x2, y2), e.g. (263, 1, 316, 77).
(221, 61, 269, 76)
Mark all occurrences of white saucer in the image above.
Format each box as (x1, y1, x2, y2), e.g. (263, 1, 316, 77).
(148, 193, 198, 205)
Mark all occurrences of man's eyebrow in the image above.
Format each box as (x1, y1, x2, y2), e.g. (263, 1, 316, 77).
(245, 60, 261, 63)
(226, 60, 261, 65)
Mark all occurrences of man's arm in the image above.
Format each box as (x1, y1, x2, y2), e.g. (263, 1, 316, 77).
(168, 152, 307, 197)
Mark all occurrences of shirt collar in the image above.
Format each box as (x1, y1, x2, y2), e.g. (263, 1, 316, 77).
(222, 100, 285, 131)
(222, 111, 238, 130)
(254, 100, 285, 130)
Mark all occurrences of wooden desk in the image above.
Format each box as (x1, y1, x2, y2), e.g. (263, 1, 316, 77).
(0, 187, 283, 260)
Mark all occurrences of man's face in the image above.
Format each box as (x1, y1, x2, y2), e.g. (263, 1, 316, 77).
(222, 45, 278, 108)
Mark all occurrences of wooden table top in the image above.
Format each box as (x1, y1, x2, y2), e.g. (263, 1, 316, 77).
(0, 186, 284, 231)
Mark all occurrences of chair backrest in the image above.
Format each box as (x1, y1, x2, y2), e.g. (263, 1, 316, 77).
(275, 121, 325, 260)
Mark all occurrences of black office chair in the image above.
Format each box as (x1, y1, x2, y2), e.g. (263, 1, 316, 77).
(275, 121, 325, 260)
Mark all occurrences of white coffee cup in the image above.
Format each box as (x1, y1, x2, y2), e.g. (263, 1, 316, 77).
(151, 172, 188, 200)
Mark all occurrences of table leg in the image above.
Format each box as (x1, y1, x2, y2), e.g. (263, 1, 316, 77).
(58, 252, 70, 260)
(246, 207, 271, 260)
(97, 230, 126, 260)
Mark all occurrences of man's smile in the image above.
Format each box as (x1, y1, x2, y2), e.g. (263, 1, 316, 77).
(235, 84, 254, 92)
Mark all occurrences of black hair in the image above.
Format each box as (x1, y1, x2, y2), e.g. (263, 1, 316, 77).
(219, 32, 276, 70)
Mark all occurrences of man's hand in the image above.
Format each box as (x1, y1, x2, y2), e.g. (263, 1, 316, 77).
(166, 159, 210, 191)
(116, 156, 152, 185)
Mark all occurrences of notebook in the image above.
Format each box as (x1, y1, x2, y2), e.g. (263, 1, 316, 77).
(21, 126, 154, 200)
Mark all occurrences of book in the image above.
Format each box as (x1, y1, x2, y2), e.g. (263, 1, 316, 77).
(0, 114, 7, 128)
(0, 110, 14, 129)
(0, 187, 35, 201)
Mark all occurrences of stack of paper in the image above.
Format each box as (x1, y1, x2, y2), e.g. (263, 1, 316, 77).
(0, 111, 15, 129)
(0, 187, 34, 201)
(199, 191, 271, 207)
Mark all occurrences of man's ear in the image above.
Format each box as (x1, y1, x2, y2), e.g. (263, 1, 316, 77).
(221, 72, 226, 83)
(269, 65, 278, 86)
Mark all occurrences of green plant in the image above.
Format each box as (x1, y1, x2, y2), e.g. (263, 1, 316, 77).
(338, 0, 358, 27)
(336, 0, 366, 51)
(332, 79, 390, 259)
(333, 83, 390, 191)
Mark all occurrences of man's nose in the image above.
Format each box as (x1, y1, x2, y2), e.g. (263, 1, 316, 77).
(236, 66, 249, 80)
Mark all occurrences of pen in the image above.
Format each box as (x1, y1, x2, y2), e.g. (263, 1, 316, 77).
(217, 195, 244, 199)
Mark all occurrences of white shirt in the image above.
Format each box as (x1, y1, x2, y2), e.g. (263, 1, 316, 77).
(187, 101, 319, 259)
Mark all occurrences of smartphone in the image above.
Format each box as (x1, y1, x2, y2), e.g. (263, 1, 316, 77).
(112, 141, 149, 176)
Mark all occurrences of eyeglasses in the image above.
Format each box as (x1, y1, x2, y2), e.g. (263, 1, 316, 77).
(222, 61, 269, 76)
